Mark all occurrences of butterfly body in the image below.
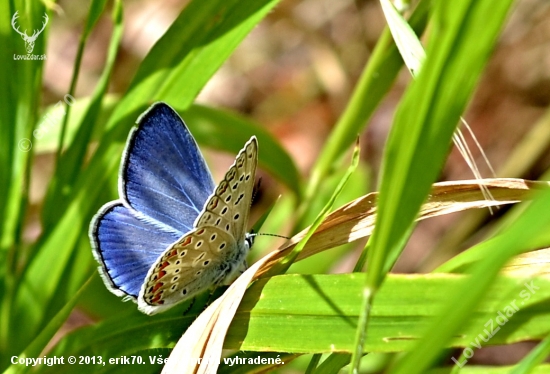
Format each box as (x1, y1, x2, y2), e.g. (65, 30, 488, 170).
(90, 103, 257, 315)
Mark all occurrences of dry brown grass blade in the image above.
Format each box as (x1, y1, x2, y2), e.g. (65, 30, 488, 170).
(503, 248, 550, 277)
(163, 178, 549, 373)
(256, 178, 549, 277)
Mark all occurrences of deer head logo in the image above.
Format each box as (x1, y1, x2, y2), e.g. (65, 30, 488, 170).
(11, 11, 48, 54)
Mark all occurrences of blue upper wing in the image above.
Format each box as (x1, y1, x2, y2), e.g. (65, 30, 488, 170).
(120, 103, 215, 234)
(91, 202, 181, 298)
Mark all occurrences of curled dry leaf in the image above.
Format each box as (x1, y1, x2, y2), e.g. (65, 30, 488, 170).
(163, 178, 550, 374)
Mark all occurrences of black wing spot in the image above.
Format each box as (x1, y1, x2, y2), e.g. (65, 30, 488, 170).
(235, 193, 244, 205)
(234, 214, 240, 220)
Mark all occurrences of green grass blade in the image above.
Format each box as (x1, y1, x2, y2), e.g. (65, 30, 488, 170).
(42, 0, 123, 229)
(104, 0, 282, 134)
(380, 0, 425, 76)
(270, 141, 359, 276)
(304, 0, 429, 210)
(4, 277, 93, 374)
(54, 0, 109, 162)
(367, 0, 515, 291)
(357, 2, 516, 369)
(4, 2, 123, 363)
(509, 334, 550, 374)
(0, 2, 48, 364)
(315, 353, 352, 374)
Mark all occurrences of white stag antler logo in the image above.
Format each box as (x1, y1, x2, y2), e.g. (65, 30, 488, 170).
(11, 11, 48, 54)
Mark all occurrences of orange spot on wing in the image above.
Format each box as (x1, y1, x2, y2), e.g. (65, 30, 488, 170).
(151, 293, 163, 304)
(180, 236, 192, 247)
(166, 249, 178, 258)
(152, 282, 164, 293)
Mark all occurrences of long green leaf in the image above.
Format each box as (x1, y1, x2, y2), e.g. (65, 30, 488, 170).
(34, 273, 550, 371)
(0, 1, 48, 364)
(225, 273, 550, 353)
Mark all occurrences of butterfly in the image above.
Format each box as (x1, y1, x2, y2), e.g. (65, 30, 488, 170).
(89, 102, 258, 315)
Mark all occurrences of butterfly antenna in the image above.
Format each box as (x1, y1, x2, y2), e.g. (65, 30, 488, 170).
(249, 232, 290, 240)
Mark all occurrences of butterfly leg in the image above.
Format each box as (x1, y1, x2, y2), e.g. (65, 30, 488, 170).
(238, 260, 248, 275)
(182, 297, 196, 315)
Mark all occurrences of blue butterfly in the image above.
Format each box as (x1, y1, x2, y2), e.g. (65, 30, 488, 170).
(89, 103, 258, 315)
